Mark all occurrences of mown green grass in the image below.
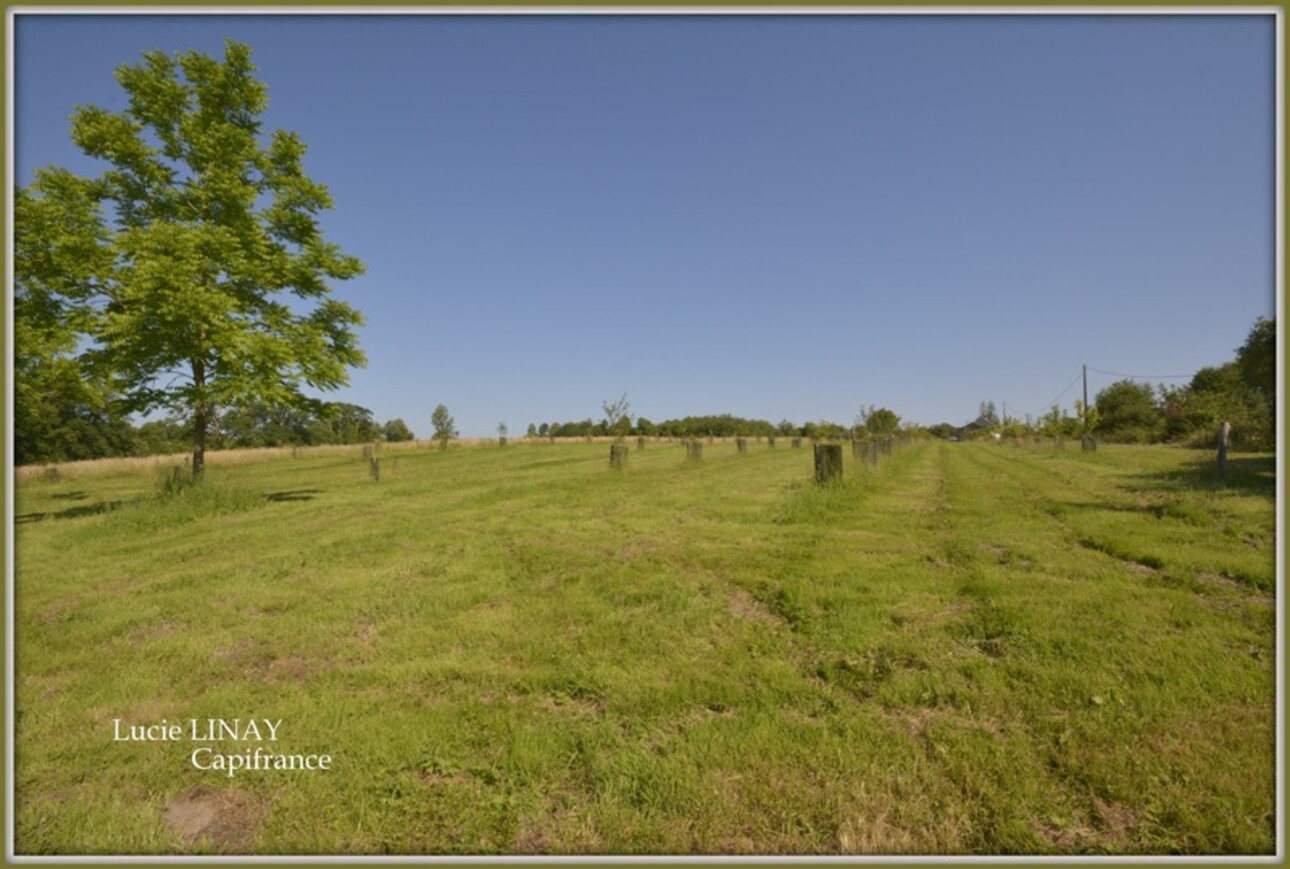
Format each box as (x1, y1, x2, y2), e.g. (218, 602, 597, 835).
(13, 439, 1277, 855)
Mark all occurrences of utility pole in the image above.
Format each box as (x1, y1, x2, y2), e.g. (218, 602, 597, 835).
(1082, 364, 1089, 433)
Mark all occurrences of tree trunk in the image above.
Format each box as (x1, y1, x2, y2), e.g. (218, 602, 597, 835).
(191, 358, 207, 481)
(814, 443, 843, 484)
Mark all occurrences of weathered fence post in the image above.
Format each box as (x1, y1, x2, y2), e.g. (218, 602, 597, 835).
(1217, 421, 1231, 477)
(736, 437, 747, 455)
(868, 439, 879, 466)
(814, 443, 843, 485)
(610, 444, 628, 470)
(369, 457, 380, 482)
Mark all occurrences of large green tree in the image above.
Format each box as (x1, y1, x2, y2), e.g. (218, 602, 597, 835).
(1094, 380, 1164, 442)
(14, 169, 130, 464)
(1235, 316, 1276, 413)
(18, 41, 365, 478)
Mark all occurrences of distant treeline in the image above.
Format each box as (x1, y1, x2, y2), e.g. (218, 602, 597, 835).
(18, 316, 1273, 466)
(531, 414, 847, 440)
(18, 399, 414, 466)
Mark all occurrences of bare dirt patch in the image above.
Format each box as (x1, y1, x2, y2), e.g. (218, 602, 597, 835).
(1126, 561, 1158, 577)
(162, 787, 264, 853)
(1091, 796, 1139, 841)
(837, 809, 919, 854)
(125, 621, 178, 646)
(727, 589, 781, 626)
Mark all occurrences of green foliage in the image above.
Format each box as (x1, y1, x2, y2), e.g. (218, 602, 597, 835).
(602, 394, 632, 439)
(383, 418, 415, 443)
(17, 41, 365, 476)
(858, 406, 901, 436)
(1235, 316, 1275, 411)
(1094, 380, 1163, 443)
(431, 403, 458, 444)
(1160, 367, 1272, 451)
(1038, 405, 1080, 439)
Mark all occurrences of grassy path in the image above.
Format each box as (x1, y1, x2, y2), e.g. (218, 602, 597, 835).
(13, 440, 1276, 854)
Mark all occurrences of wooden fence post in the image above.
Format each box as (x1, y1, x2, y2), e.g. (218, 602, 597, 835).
(369, 457, 380, 481)
(814, 443, 843, 484)
(1218, 421, 1231, 476)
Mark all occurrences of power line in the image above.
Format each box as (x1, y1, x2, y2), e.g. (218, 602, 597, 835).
(1038, 371, 1085, 412)
(1086, 366, 1195, 380)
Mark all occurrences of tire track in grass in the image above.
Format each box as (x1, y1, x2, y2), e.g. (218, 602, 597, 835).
(964, 445, 1272, 600)
(916, 443, 1222, 853)
(666, 444, 950, 709)
(942, 444, 1275, 853)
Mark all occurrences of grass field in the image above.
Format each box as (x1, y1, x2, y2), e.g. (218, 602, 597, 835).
(13, 438, 1278, 855)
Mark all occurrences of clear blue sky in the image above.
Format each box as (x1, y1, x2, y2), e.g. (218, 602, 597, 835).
(15, 12, 1277, 437)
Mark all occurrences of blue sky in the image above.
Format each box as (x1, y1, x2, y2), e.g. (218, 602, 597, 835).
(15, 12, 1277, 437)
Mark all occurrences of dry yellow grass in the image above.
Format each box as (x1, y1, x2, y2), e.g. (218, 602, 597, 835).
(13, 436, 680, 482)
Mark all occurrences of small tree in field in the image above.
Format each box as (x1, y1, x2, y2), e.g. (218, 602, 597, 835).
(602, 393, 631, 442)
(857, 405, 901, 437)
(382, 418, 414, 442)
(18, 42, 365, 479)
(431, 404, 457, 450)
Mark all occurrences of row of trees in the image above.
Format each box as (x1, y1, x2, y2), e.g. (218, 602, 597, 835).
(18, 398, 416, 466)
(1070, 317, 1273, 449)
(518, 403, 905, 443)
(1092, 321, 1273, 449)
(941, 318, 1275, 450)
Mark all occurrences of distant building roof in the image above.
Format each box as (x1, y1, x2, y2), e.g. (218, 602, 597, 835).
(960, 415, 995, 431)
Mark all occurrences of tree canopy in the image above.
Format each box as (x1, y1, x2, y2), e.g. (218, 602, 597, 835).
(17, 41, 365, 476)
(431, 404, 458, 445)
